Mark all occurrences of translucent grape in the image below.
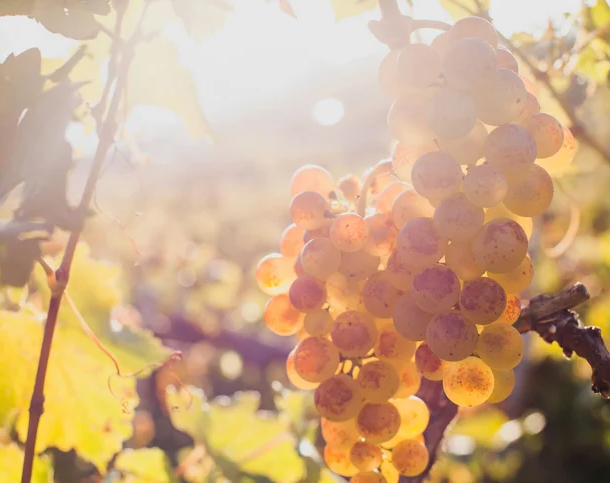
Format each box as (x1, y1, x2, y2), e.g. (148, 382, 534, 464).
(487, 369, 516, 403)
(289, 274, 327, 312)
(290, 191, 330, 230)
(316, 374, 365, 422)
(391, 439, 429, 477)
(357, 360, 400, 403)
(438, 121, 487, 166)
(442, 356, 494, 406)
(484, 123, 537, 181)
(303, 221, 332, 243)
(476, 324, 524, 370)
(459, 277, 507, 325)
(496, 47, 518, 73)
(388, 93, 436, 146)
(362, 271, 402, 319)
(379, 50, 417, 100)
(357, 402, 401, 444)
(375, 182, 410, 216)
(393, 292, 433, 341)
(391, 189, 435, 229)
(279, 223, 304, 258)
(448, 16, 498, 48)
(392, 396, 430, 438)
(350, 441, 383, 472)
(350, 471, 387, 483)
(286, 349, 319, 390)
(294, 336, 340, 383)
(521, 113, 564, 158)
(472, 218, 528, 273)
(463, 163, 508, 208)
(291, 164, 336, 200)
(263, 294, 304, 336)
(392, 141, 438, 182)
(304, 309, 335, 336)
(411, 264, 461, 314)
(445, 241, 485, 281)
(364, 213, 398, 257)
(443, 38, 496, 91)
(294, 257, 306, 277)
(488, 255, 533, 294)
(397, 217, 448, 268)
(515, 92, 541, 124)
(411, 152, 463, 201)
(385, 250, 417, 291)
(503, 164, 553, 217)
(537, 124, 577, 175)
(256, 253, 296, 295)
(324, 444, 359, 477)
(338, 174, 362, 203)
(427, 87, 477, 138)
(339, 250, 380, 282)
(374, 323, 417, 367)
(332, 311, 378, 358)
(394, 361, 422, 398)
(495, 293, 521, 324)
(300, 237, 342, 280)
(321, 418, 361, 450)
(431, 31, 450, 59)
(397, 43, 442, 88)
(415, 343, 444, 381)
(433, 192, 485, 242)
(475, 69, 527, 126)
(426, 311, 479, 362)
(331, 213, 369, 252)
(326, 273, 362, 314)
(485, 203, 533, 239)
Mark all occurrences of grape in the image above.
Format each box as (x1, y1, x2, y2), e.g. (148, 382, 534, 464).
(472, 218, 528, 273)
(485, 203, 533, 239)
(332, 311, 378, 357)
(303, 221, 332, 243)
(445, 241, 485, 281)
(357, 360, 400, 403)
(391, 189, 435, 229)
(364, 213, 398, 257)
(397, 217, 448, 268)
(394, 361, 422, 398)
(433, 193, 485, 242)
(391, 439, 429, 477)
(397, 43, 442, 88)
(375, 182, 410, 216)
(431, 31, 450, 59)
(496, 47, 518, 73)
(339, 250, 380, 282)
(263, 294, 304, 336)
(392, 396, 430, 438)
(300, 238, 342, 280)
(357, 402, 401, 444)
(495, 293, 521, 324)
(375, 323, 417, 367)
(289, 274, 327, 312)
(339, 174, 362, 203)
(393, 292, 433, 341)
(315, 374, 365, 422)
(520, 74, 538, 95)
(349, 441, 383, 472)
(448, 16, 498, 48)
(503, 164, 553, 217)
(304, 310, 335, 336)
(459, 277, 507, 325)
(411, 152, 463, 201)
(294, 336, 340, 383)
(438, 121, 487, 166)
(388, 93, 436, 146)
(385, 251, 417, 291)
(411, 264, 461, 314)
(415, 343, 444, 381)
(443, 38, 496, 91)
(463, 163, 508, 208)
(280, 223, 304, 258)
(392, 141, 438, 182)
(321, 417, 361, 450)
(350, 472, 387, 483)
(476, 324, 524, 370)
(488, 255, 533, 294)
(378, 50, 401, 99)
(442, 356, 494, 406)
(290, 191, 330, 230)
(426, 311, 479, 362)
(294, 257, 307, 277)
(362, 271, 402, 319)
(484, 123, 537, 181)
(537, 124, 576, 175)
(286, 349, 319, 389)
(487, 369, 516, 403)
(521, 113, 564, 158)
(256, 253, 296, 295)
(515, 92, 541, 124)
(324, 444, 359, 477)
(331, 213, 369, 252)
(427, 87, 477, 138)
(291, 164, 336, 200)
(475, 69, 527, 126)
(326, 273, 362, 314)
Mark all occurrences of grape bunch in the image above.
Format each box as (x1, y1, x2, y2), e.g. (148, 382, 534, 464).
(257, 15, 575, 482)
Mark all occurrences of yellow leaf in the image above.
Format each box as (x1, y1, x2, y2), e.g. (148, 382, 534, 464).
(439, 0, 490, 20)
(114, 448, 175, 483)
(330, 0, 378, 20)
(0, 443, 53, 483)
(449, 407, 508, 448)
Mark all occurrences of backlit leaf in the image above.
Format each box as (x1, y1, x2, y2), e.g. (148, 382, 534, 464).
(114, 447, 176, 483)
(0, 443, 53, 483)
(440, 0, 490, 20)
(330, 0, 377, 21)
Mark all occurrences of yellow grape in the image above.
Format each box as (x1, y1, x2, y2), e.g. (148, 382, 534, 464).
(294, 255, 306, 278)
(338, 174, 362, 203)
(414, 343, 444, 381)
(488, 255, 533, 293)
(303, 309, 335, 336)
(472, 218, 528, 273)
(410, 152, 463, 201)
(475, 69, 528, 126)
(324, 444, 359, 477)
(445, 241, 485, 281)
(433, 192, 485, 242)
(431, 31, 450, 59)
(397, 43, 442, 88)
(448, 16, 498, 48)
(394, 361, 422, 398)
(484, 123, 537, 181)
(280, 223, 304, 258)
(442, 356, 494, 406)
(521, 113, 564, 158)
(286, 349, 319, 390)
(476, 324, 524, 370)
(375, 323, 417, 367)
(392, 396, 430, 438)
(503, 164, 553, 217)
(496, 47, 518, 73)
(427, 87, 477, 138)
(326, 273, 362, 314)
(294, 336, 340, 383)
(393, 292, 433, 341)
(494, 293, 521, 324)
(357, 402, 401, 444)
(388, 93, 436, 146)
(484, 203, 533, 239)
(339, 250, 380, 282)
(385, 250, 418, 291)
(332, 311, 378, 358)
(256, 253, 296, 295)
(375, 182, 410, 216)
(397, 217, 448, 268)
(289, 274, 327, 312)
(350, 471, 387, 483)
(392, 140, 438, 182)
(391, 439, 429, 477)
(537, 124, 577, 175)
(459, 277, 507, 325)
(488, 369, 516, 403)
(378, 50, 402, 99)
(291, 164, 336, 200)
(362, 271, 402, 318)
(290, 191, 329, 230)
(331, 213, 369, 252)
(391, 189, 435, 229)
(426, 311, 479, 362)
(349, 441, 383, 471)
(303, 220, 332, 244)
(263, 294, 304, 336)
(364, 213, 398, 257)
(315, 374, 365, 422)
(321, 417, 361, 450)
(443, 38, 496, 92)
(300, 238, 342, 280)
(463, 163, 508, 208)
(438, 121, 487, 166)
(411, 264, 461, 314)
(357, 360, 400, 403)
(515, 92, 541, 124)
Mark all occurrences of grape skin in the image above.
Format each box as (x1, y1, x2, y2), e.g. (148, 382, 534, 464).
(375, 182, 410, 216)
(300, 237, 342, 280)
(427, 87, 477, 138)
(364, 213, 398, 257)
(331, 213, 369, 253)
(385, 250, 418, 291)
(463, 163, 508, 208)
(475, 69, 527, 126)
(494, 293, 521, 324)
(459, 277, 507, 325)
(433, 192, 485, 242)
(291, 164, 336, 200)
(263, 294, 304, 336)
(349, 441, 383, 471)
(324, 444, 359, 477)
(426, 311, 479, 362)
(488, 369, 516, 403)
(392, 141, 438, 182)
(290, 191, 330, 230)
(362, 271, 403, 318)
(294, 336, 340, 383)
(338, 174, 362, 203)
(393, 292, 433, 341)
(256, 253, 296, 295)
(442, 356, 494, 406)
(391, 439, 429, 477)
(448, 16, 498, 48)
(332, 311, 378, 358)
(521, 112, 564, 158)
(303, 221, 332, 244)
(476, 324, 524, 370)
(357, 402, 401, 444)
(503, 164, 554, 217)
(350, 472, 387, 483)
(321, 417, 361, 450)
(289, 274, 327, 312)
(438, 121, 487, 166)
(391, 189, 435, 229)
(443, 38, 497, 92)
(326, 272, 362, 314)
(445, 241, 485, 281)
(472, 218, 528, 273)
(397, 217, 448, 268)
(303, 310, 335, 336)
(397, 43, 442, 88)
(388, 94, 436, 146)
(374, 323, 417, 367)
(394, 361, 422, 398)
(411, 152, 463, 201)
(357, 360, 400, 403)
(488, 255, 534, 294)
(280, 223, 304, 258)
(316, 374, 365, 422)
(411, 264, 461, 314)
(414, 343, 444, 381)
(484, 203, 533, 240)
(431, 31, 450, 59)
(286, 349, 319, 390)
(392, 396, 430, 438)
(339, 250, 380, 282)
(484, 123, 537, 181)
(537, 124, 576, 175)
(496, 47, 519, 73)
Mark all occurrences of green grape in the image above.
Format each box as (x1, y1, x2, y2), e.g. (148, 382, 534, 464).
(488, 369, 516, 403)
(394, 361, 422, 398)
(410, 152, 463, 201)
(459, 277, 507, 325)
(338, 174, 362, 203)
(397, 43, 442, 88)
(291, 164, 336, 200)
(484, 203, 533, 239)
(494, 293, 521, 325)
(388, 92, 437, 146)
(476, 324, 524, 370)
(263, 293, 304, 336)
(488, 255, 533, 294)
(448, 16, 498, 48)
(496, 47, 519, 73)
(350, 471, 387, 483)
(433, 192, 485, 242)
(364, 213, 398, 257)
(391, 189, 435, 229)
(378, 50, 403, 99)
(503, 164, 553, 217)
(289, 274, 327, 312)
(294, 336, 340, 383)
(375, 182, 410, 216)
(303, 309, 335, 336)
(332, 311, 378, 358)
(321, 417, 361, 450)
(537, 124, 576, 175)
(286, 349, 319, 390)
(393, 292, 433, 341)
(315, 374, 365, 422)
(397, 217, 448, 268)
(385, 250, 418, 291)
(515, 92, 541, 124)
(303, 220, 332, 244)
(438, 121, 487, 166)
(339, 250, 380, 282)
(290, 190, 330, 230)
(362, 271, 402, 319)
(414, 343, 444, 381)
(324, 444, 359, 477)
(256, 253, 296, 295)
(374, 323, 417, 367)
(426, 311, 479, 362)
(411, 265, 461, 314)
(326, 272, 362, 314)
(357, 360, 400, 403)
(472, 218, 528, 273)
(463, 163, 508, 208)
(475, 69, 527, 126)
(391, 141, 438, 182)
(521, 112, 564, 158)
(442, 356, 494, 406)
(391, 439, 429, 477)
(280, 223, 304, 258)
(357, 402, 401, 444)
(431, 31, 450, 59)
(443, 38, 496, 91)
(484, 123, 537, 181)
(349, 441, 383, 471)
(445, 241, 485, 281)
(392, 396, 430, 438)
(427, 87, 477, 138)
(331, 213, 369, 253)
(300, 237, 342, 280)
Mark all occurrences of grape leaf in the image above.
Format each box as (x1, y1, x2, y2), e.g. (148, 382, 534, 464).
(576, 39, 610, 84)
(113, 448, 176, 483)
(330, 0, 377, 21)
(449, 407, 508, 447)
(0, 443, 53, 483)
(171, 0, 232, 41)
(439, 0, 490, 20)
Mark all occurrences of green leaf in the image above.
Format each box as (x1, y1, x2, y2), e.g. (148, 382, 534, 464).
(330, 0, 377, 21)
(576, 38, 610, 83)
(449, 407, 509, 448)
(439, 0, 490, 20)
(114, 448, 176, 483)
(0, 443, 53, 483)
